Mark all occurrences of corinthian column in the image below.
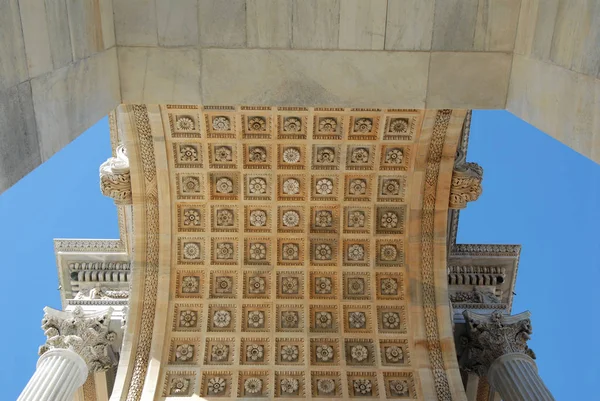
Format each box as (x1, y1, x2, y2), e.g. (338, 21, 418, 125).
(18, 306, 117, 401)
(461, 310, 555, 401)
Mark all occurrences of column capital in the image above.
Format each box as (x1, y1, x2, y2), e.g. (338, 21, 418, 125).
(100, 145, 132, 205)
(461, 310, 535, 376)
(449, 150, 483, 209)
(39, 306, 117, 373)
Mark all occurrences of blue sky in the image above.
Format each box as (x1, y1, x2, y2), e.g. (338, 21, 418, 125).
(1, 111, 598, 400)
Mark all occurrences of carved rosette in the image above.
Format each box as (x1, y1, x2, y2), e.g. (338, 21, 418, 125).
(460, 310, 534, 377)
(449, 150, 483, 209)
(39, 306, 117, 373)
(100, 145, 132, 205)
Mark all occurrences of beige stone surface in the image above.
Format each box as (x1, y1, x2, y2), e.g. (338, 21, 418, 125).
(431, 0, 520, 51)
(339, 0, 386, 50)
(292, 0, 340, 49)
(200, 49, 429, 107)
(427, 52, 512, 109)
(0, 82, 40, 191)
(66, 0, 105, 59)
(472, 0, 521, 51)
(198, 0, 247, 48)
(45, 0, 74, 70)
(0, 0, 28, 91)
(515, 0, 600, 78)
(31, 48, 120, 161)
(246, 0, 292, 48)
(18, 0, 54, 78)
(385, 0, 434, 50)
(156, 0, 198, 47)
(507, 54, 600, 160)
(2, 0, 600, 195)
(431, 0, 479, 51)
(113, 0, 158, 46)
(508, 0, 600, 163)
(118, 47, 201, 104)
(99, 0, 115, 49)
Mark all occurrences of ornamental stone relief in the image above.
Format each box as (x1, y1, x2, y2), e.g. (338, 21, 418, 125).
(163, 371, 196, 397)
(204, 337, 235, 365)
(161, 106, 424, 399)
(39, 307, 117, 372)
(275, 371, 305, 397)
(99, 145, 131, 205)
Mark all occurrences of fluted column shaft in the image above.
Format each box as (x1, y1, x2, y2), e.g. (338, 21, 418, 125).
(18, 348, 88, 401)
(487, 353, 555, 401)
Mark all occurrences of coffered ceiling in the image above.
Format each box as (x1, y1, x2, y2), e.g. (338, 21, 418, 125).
(113, 105, 468, 401)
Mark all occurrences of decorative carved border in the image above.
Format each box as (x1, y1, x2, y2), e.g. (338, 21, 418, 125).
(421, 109, 453, 400)
(54, 239, 125, 253)
(451, 244, 521, 257)
(125, 105, 159, 401)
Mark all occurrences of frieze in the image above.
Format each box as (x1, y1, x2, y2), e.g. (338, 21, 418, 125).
(449, 287, 501, 304)
(74, 287, 129, 300)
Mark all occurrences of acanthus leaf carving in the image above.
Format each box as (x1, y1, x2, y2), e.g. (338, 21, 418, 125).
(460, 310, 535, 377)
(39, 306, 117, 373)
(100, 145, 132, 205)
(449, 149, 483, 209)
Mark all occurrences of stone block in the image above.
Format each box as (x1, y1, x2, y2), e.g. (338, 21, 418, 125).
(507, 55, 599, 160)
(99, 0, 115, 49)
(427, 52, 512, 109)
(118, 47, 201, 104)
(530, 0, 559, 60)
(67, 0, 105, 59)
(339, 0, 386, 50)
(45, 0, 73, 69)
(473, 0, 520, 51)
(513, 0, 538, 56)
(385, 0, 434, 50)
(156, 0, 198, 47)
(18, 0, 54, 78)
(292, 0, 340, 49)
(200, 49, 428, 107)
(431, 0, 478, 51)
(432, 0, 519, 51)
(114, 0, 158, 46)
(0, 82, 41, 193)
(31, 48, 120, 162)
(247, 0, 292, 48)
(516, 0, 600, 78)
(0, 0, 28, 91)
(549, 0, 600, 78)
(198, 0, 246, 48)
(575, 2, 600, 79)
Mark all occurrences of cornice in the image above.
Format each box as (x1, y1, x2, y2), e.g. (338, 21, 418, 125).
(54, 239, 125, 253)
